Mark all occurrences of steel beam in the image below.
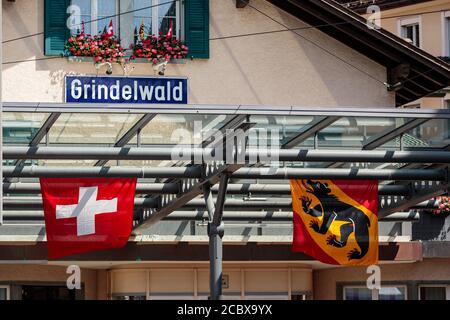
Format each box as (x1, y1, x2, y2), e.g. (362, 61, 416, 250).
(0, 195, 441, 213)
(203, 175, 229, 301)
(2, 182, 411, 196)
(231, 167, 446, 181)
(2, 166, 202, 178)
(282, 116, 340, 148)
(4, 146, 450, 164)
(0, 210, 421, 222)
(95, 113, 156, 166)
(4, 102, 450, 119)
(2, 166, 446, 181)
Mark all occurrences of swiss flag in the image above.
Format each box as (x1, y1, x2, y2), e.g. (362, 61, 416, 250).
(40, 178, 137, 259)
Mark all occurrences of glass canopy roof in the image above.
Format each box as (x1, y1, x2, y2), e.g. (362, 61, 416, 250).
(2, 103, 449, 228)
(3, 110, 449, 151)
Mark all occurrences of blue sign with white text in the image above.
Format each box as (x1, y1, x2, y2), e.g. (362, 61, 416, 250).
(65, 76, 188, 104)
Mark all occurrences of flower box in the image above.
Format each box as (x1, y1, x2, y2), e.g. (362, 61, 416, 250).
(67, 56, 186, 64)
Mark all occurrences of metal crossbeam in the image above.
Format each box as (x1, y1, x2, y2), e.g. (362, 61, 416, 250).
(95, 113, 156, 166)
(2, 166, 446, 181)
(282, 116, 340, 148)
(2, 182, 411, 196)
(0, 195, 443, 212)
(203, 175, 229, 300)
(2, 166, 202, 178)
(4, 146, 450, 164)
(1, 210, 419, 222)
(4, 102, 450, 119)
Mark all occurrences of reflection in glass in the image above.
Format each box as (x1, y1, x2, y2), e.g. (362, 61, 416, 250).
(134, 0, 152, 42)
(136, 114, 233, 145)
(2, 112, 49, 144)
(49, 113, 142, 145)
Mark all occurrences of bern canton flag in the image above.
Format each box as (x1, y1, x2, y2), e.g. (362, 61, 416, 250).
(290, 179, 379, 266)
(40, 178, 137, 259)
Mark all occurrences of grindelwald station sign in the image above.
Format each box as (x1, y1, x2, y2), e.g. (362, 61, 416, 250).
(65, 75, 188, 104)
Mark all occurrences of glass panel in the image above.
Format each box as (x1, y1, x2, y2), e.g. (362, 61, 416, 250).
(49, 113, 143, 145)
(71, 0, 91, 35)
(2, 112, 49, 144)
(420, 287, 446, 300)
(318, 117, 411, 149)
(248, 115, 315, 148)
(97, 0, 117, 34)
(344, 287, 372, 300)
(379, 287, 406, 300)
(158, 0, 177, 37)
(136, 114, 234, 145)
(403, 119, 450, 148)
(134, 0, 152, 41)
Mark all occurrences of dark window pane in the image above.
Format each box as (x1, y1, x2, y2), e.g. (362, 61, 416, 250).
(420, 287, 446, 300)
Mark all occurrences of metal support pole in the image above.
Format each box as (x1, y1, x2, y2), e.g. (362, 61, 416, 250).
(204, 174, 229, 300)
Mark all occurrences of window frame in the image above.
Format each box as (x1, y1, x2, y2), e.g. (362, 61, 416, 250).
(418, 285, 450, 300)
(398, 16, 422, 48)
(442, 11, 450, 57)
(0, 285, 10, 300)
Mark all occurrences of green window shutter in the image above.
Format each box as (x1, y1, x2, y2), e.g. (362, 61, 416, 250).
(44, 0, 70, 56)
(184, 0, 210, 59)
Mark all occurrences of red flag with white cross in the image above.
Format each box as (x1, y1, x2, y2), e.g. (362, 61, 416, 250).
(40, 178, 137, 259)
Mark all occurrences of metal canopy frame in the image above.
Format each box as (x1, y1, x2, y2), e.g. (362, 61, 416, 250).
(2, 102, 450, 300)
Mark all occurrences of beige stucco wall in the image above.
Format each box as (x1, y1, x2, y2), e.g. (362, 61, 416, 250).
(314, 258, 450, 300)
(2, 0, 394, 107)
(0, 264, 98, 299)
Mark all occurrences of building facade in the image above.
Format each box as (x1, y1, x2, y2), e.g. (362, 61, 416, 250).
(1, 0, 450, 300)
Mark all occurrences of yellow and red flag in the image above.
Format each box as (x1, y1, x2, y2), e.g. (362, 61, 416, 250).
(290, 179, 378, 266)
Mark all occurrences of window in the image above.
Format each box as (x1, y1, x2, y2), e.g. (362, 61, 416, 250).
(45, 0, 209, 58)
(419, 286, 450, 300)
(69, 0, 180, 40)
(344, 286, 407, 300)
(70, 0, 119, 36)
(133, 0, 181, 43)
(0, 286, 10, 300)
(343, 287, 372, 300)
(399, 17, 421, 47)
